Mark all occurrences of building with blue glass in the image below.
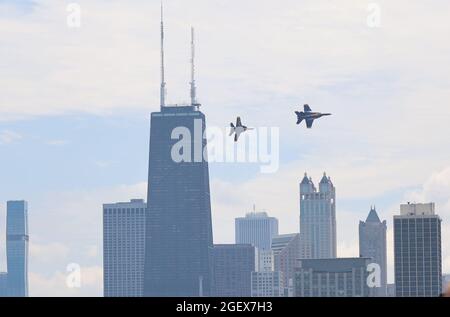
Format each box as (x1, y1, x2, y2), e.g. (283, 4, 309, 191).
(6, 200, 29, 297)
(0, 273, 7, 297)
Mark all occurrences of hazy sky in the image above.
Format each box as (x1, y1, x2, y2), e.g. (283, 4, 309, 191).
(1, 0, 450, 296)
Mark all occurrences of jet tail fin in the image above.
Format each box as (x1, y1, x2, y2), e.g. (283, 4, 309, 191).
(295, 111, 303, 125)
(229, 123, 235, 136)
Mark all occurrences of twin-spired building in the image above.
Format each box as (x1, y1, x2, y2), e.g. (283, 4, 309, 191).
(299, 173, 337, 259)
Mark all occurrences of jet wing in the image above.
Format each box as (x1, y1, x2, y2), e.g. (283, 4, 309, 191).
(236, 117, 242, 127)
(304, 104, 312, 112)
(305, 118, 314, 128)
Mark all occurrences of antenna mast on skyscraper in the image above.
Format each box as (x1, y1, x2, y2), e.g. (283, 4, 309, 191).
(160, 1, 167, 109)
(190, 27, 199, 109)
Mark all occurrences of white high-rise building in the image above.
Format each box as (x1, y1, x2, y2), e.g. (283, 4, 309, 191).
(235, 212, 278, 251)
(103, 199, 146, 297)
(299, 173, 336, 259)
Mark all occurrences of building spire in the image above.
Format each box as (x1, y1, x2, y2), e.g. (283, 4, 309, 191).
(160, 1, 167, 109)
(190, 27, 198, 107)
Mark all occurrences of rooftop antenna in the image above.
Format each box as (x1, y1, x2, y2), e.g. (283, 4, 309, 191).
(190, 27, 199, 109)
(160, 1, 167, 109)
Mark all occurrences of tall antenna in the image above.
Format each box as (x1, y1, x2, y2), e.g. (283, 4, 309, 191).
(190, 27, 198, 107)
(160, 1, 166, 109)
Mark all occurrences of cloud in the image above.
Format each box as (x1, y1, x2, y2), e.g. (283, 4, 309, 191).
(0, 130, 22, 144)
(30, 242, 70, 264)
(29, 265, 102, 297)
(45, 139, 69, 146)
(2, 0, 450, 296)
(1, 0, 450, 122)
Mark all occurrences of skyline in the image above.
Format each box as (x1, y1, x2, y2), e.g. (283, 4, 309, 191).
(1, 0, 450, 296)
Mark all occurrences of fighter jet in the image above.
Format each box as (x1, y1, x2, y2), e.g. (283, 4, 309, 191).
(230, 117, 253, 142)
(295, 104, 331, 128)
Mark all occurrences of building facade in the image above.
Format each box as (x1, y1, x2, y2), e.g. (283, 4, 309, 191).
(0, 273, 7, 297)
(299, 173, 336, 259)
(6, 200, 29, 297)
(257, 249, 274, 272)
(144, 106, 213, 297)
(359, 207, 387, 296)
(394, 203, 442, 297)
(272, 233, 303, 293)
(211, 244, 256, 297)
(295, 258, 371, 297)
(386, 283, 396, 297)
(251, 271, 284, 297)
(235, 212, 279, 250)
(103, 199, 146, 297)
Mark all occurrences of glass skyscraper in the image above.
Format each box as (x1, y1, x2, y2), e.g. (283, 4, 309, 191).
(144, 106, 213, 297)
(103, 199, 146, 297)
(299, 173, 337, 259)
(6, 200, 29, 297)
(394, 203, 442, 297)
(0, 273, 7, 297)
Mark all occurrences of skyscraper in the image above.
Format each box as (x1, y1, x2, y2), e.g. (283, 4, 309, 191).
(272, 233, 303, 292)
(359, 207, 387, 296)
(103, 199, 146, 297)
(0, 273, 7, 297)
(394, 203, 442, 297)
(144, 6, 213, 297)
(6, 200, 29, 297)
(211, 244, 256, 297)
(235, 212, 279, 250)
(299, 173, 336, 259)
(295, 258, 371, 297)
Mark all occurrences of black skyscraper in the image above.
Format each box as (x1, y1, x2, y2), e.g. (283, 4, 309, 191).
(143, 6, 213, 297)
